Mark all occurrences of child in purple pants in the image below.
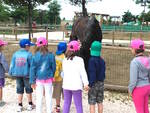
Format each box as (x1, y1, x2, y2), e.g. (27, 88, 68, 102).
(129, 38, 150, 113)
(62, 40, 89, 113)
(0, 39, 8, 106)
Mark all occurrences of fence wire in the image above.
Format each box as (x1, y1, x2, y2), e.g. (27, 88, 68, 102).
(4, 42, 150, 91)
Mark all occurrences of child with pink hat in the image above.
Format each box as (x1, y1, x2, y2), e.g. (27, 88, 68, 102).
(129, 38, 150, 113)
(30, 37, 56, 113)
(62, 40, 89, 113)
(0, 39, 8, 107)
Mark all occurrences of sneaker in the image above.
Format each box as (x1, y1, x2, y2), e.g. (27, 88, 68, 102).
(54, 105, 60, 113)
(0, 101, 6, 107)
(26, 104, 35, 111)
(17, 105, 23, 112)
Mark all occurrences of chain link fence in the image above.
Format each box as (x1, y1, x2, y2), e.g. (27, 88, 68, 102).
(4, 42, 150, 92)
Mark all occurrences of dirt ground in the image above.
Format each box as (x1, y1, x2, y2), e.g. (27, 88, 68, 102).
(0, 78, 137, 113)
(103, 31, 150, 41)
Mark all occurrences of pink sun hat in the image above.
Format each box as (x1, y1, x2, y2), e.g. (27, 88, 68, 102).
(0, 39, 8, 46)
(36, 37, 48, 47)
(130, 38, 145, 50)
(68, 40, 80, 51)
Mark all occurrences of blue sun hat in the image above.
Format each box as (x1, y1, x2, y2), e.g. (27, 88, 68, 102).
(56, 42, 67, 55)
(90, 41, 102, 56)
(19, 39, 35, 48)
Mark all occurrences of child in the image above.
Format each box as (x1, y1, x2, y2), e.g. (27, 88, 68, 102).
(29, 37, 56, 113)
(0, 39, 9, 106)
(88, 41, 105, 113)
(9, 39, 35, 112)
(53, 42, 67, 113)
(30, 37, 37, 55)
(128, 38, 150, 113)
(62, 40, 89, 113)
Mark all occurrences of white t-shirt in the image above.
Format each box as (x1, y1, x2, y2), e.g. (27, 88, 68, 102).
(62, 56, 89, 90)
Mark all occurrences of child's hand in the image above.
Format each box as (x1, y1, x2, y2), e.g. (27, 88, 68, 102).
(128, 90, 132, 100)
(84, 85, 89, 91)
(31, 84, 36, 90)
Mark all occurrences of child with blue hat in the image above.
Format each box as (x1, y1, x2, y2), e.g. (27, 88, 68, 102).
(9, 39, 35, 112)
(53, 42, 67, 113)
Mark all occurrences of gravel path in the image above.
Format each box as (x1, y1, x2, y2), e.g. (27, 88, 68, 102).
(0, 78, 136, 113)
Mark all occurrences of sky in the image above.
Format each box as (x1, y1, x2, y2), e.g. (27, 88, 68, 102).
(38, 0, 149, 20)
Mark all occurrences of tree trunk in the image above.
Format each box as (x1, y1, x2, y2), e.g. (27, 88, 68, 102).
(28, 1, 32, 40)
(82, 0, 87, 17)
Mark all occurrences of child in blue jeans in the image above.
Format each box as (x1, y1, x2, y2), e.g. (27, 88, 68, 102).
(62, 40, 89, 113)
(9, 39, 35, 112)
(0, 39, 9, 106)
(30, 37, 56, 113)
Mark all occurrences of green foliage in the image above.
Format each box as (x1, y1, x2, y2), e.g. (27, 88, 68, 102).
(68, 0, 101, 5)
(69, 0, 82, 6)
(33, 9, 49, 25)
(47, 0, 61, 24)
(0, 3, 10, 22)
(138, 11, 150, 23)
(122, 10, 136, 23)
(2, 0, 50, 7)
(10, 6, 28, 24)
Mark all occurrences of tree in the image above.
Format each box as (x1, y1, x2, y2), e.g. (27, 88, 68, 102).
(0, 3, 10, 22)
(10, 6, 28, 26)
(68, 0, 102, 17)
(122, 10, 136, 23)
(32, 9, 49, 25)
(2, 0, 51, 40)
(47, 0, 61, 25)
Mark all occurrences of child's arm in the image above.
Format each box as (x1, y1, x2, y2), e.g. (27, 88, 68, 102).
(99, 60, 106, 80)
(8, 54, 16, 75)
(51, 53, 56, 76)
(0, 54, 9, 73)
(29, 56, 36, 84)
(128, 61, 138, 94)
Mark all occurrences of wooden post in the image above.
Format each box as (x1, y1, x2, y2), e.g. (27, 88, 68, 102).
(112, 31, 115, 46)
(15, 27, 17, 41)
(140, 32, 143, 38)
(129, 32, 132, 44)
(46, 27, 48, 40)
(2, 32, 5, 39)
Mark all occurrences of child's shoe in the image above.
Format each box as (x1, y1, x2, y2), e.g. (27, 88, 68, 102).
(0, 100, 5, 107)
(26, 104, 35, 111)
(17, 105, 23, 112)
(54, 105, 60, 113)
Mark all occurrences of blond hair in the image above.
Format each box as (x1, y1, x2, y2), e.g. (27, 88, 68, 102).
(35, 45, 49, 54)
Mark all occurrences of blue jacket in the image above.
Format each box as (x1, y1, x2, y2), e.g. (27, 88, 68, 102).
(29, 51, 56, 84)
(0, 52, 9, 78)
(88, 56, 105, 87)
(9, 49, 32, 77)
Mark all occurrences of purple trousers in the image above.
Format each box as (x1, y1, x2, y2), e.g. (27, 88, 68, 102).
(63, 89, 83, 113)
